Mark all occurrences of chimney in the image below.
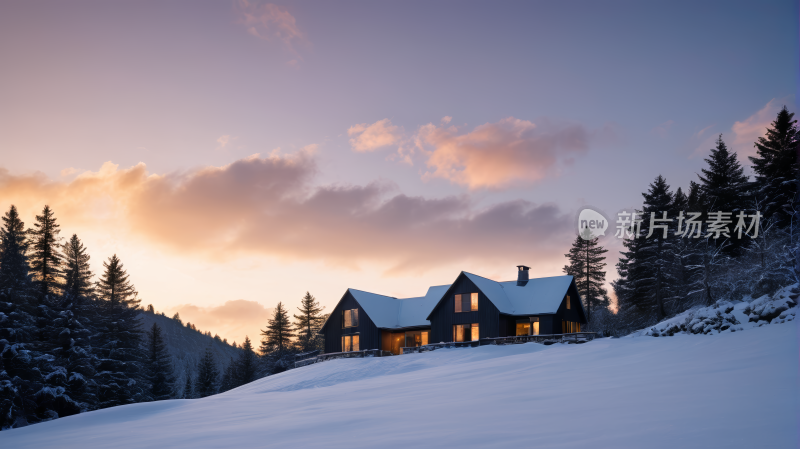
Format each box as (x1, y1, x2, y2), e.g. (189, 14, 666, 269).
(516, 265, 530, 286)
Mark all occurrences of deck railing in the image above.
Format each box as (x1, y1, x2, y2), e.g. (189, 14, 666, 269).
(401, 332, 597, 354)
(294, 332, 598, 367)
(294, 348, 393, 368)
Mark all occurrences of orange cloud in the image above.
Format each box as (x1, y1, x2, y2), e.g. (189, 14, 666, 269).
(0, 150, 573, 272)
(348, 119, 404, 152)
(235, 1, 306, 59)
(168, 299, 274, 347)
(416, 117, 604, 189)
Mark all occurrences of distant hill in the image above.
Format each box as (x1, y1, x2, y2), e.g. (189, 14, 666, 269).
(140, 312, 243, 389)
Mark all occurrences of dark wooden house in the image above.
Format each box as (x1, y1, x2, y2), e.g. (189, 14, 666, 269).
(318, 266, 587, 354)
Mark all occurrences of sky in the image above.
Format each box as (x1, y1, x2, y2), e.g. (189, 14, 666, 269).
(0, 0, 797, 345)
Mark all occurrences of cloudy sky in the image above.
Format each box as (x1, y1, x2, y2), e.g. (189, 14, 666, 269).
(0, 0, 796, 345)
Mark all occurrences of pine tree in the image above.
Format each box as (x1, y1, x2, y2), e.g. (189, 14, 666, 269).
(237, 336, 258, 386)
(699, 135, 751, 213)
(219, 357, 237, 393)
(195, 347, 219, 398)
(93, 255, 145, 408)
(293, 292, 324, 352)
(144, 323, 176, 401)
(563, 229, 609, 323)
(749, 106, 799, 228)
(0, 205, 41, 428)
(182, 366, 194, 399)
(62, 234, 95, 300)
(260, 302, 294, 355)
(28, 205, 63, 300)
(638, 175, 679, 319)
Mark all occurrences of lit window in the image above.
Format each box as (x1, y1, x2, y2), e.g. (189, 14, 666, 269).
(566, 295, 571, 309)
(453, 323, 479, 342)
(532, 317, 539, 335)
(515, 322, 530, 336)
(404, 330, 429, 347)
(455, 293, 479, 313)
(342, 334, 360, 352)
(343, 309, 359, 328)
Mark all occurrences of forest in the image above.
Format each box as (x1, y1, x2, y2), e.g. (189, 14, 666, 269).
(564, 107, 798, 336)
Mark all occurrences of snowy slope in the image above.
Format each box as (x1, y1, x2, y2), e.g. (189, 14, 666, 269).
(1, 319, 796, 448)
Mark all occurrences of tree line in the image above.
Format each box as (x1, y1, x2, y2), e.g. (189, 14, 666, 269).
(564, 106, 799, 335)
(0, 203, 328, 430)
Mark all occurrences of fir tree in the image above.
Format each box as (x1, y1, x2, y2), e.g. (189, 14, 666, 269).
(293, 292, 324, 352)
(260, 302, 294, 355)
(182, 366, 194, 399)
(563, 229, 609, 323)
(219, 357, 237, 393)
(144, 323, 176, 401)
(699, 135, 750, 213)
(195, 347, 219, 398)
(638, 175, 678, 319)
(62, 234, 95, 300)
(0, 205, 41, 428)
(28, 205, 63, 300)
(93, 255, 145, 409)
(749, 106, 799, 228)
(237, 336, 258, 386)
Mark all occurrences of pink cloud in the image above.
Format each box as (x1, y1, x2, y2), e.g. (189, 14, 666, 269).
(0, 150, 573, 273)
(169, 299, 274, 348)
(235, 1, 306, 60)
(416, 117, 607, 189)
(348, 119, 403, 152)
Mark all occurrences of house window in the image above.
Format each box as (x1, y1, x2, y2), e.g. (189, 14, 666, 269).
(561, 321, 580, 334)
(342, 308, 359, 328)
(566, 295, 571, 309)
(532, 317, 540, 335)
(342, 334, 359, 352)
(515, 321, 530, 336)
(455, 293, 479, 313)
(453, 323, 479, 342)
(405, 330, 429, 348)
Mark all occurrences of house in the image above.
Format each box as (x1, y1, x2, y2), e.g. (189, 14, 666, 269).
(319, 266, 587, 354)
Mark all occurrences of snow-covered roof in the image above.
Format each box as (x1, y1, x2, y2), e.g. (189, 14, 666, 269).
(427, 272, 580, 319)
(347, 285, 449, 329)
(325, 272, 580, 332)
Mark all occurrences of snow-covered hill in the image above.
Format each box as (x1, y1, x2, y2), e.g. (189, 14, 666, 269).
(1, 316, 796, 448)
(140, 313, 242, 385)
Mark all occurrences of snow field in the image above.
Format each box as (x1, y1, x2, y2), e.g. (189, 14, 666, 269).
(1, 318, 797, 448)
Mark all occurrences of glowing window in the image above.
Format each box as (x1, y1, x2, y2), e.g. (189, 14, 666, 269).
(515, 322, 530, 336)
(343, 309, 359, 328)
(455, 293, 479, 313)
(453, 323, 479, 342)
(566, 295, 571, 309)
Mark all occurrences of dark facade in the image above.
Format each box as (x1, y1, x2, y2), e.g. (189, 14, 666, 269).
(320, 272, 588, 354)
(428, 274, 500, 343)
(321, 290, 382, 354)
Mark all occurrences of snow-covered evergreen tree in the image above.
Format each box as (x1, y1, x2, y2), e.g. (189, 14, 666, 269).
(143, 323, 176, 401)
(27, 205, 63, 301)
(195, 347, 219, 398)
(93, 255, 145, 409)
(293, 292, 325, 353)
(260, 302, 294, 355)
(563, 229, 609, 323)
(749, 106, 799, 228)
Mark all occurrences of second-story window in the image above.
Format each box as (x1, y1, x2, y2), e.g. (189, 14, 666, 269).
(342, 308, 359, 328)
(454, 293, 478, 313)
(566, 295, 571, 309)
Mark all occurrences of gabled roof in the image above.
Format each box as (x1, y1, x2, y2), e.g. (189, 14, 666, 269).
(427, 272, 583, 319)
(343, 284, 450, 329)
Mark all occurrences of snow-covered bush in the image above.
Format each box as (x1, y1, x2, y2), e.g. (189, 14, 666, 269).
(743, 285, 798, 324)
(644, 302, 742, 337)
